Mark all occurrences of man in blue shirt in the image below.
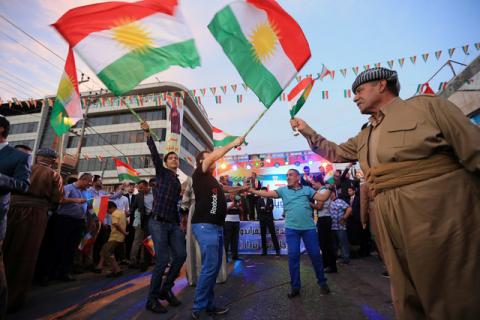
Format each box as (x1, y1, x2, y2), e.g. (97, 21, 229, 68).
(249, 169, 332, 298)
(52, 173, 92, 282)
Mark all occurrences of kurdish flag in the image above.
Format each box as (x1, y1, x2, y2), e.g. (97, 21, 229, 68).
(114, 158, 140, 183)
(53, 0, 200, 96)
(209, 0, 311, 108)
(213, 126, 240, 148)
(50, 47, 83, 136)
(288, 77, 315, 118)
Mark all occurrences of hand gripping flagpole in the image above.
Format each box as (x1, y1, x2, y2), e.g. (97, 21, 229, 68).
(290, 75, 320, 137)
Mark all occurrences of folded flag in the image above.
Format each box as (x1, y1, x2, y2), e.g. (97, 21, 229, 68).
(50, 47, 83, 136)
(53, 0, 200, 95)
(143, 235, 155, 256)
(92, 196, 109, 224)
(208, 0, 311, 108)
(212, 126, 248, 148)
(114, 158, 140, 183)
(288, 77, 315, 118)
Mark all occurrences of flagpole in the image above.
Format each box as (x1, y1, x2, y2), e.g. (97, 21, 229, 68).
(123, 98, 161, 141)
(242, 107, 269, 138)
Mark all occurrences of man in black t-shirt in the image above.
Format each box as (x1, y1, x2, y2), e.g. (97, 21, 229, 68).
(190, 136, 246, 320)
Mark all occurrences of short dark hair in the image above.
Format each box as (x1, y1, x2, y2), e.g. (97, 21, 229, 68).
(14, 144, 32, 152)
(93, 175, 101, 182)
(0, 116, 10, 138)
(288, 169, 300, 176)
(196, 150, 209, 168)
(163, 151, 177, 163)
(79, 173, 93, 180)
(67, 176, 78, 184)
(108, 201, 117, 209)
(128, 182, 136, 187)
(138, 179, 148, 186)
(148, 178, 156, 184)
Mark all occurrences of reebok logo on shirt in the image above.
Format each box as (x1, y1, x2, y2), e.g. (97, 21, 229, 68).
(210, 188, 218, 215)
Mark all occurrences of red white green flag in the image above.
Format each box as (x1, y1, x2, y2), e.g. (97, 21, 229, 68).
(208, 0, 311, 108)
(114, 158, 140, 183)
(50, 47, 83, 136)
(435, 50, 442, 60)
(212, 126, 239, 147)
(288, 77, 315, 118)
(53, 0, 200, 96)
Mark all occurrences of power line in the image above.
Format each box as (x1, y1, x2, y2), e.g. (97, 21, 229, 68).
(0, 14, 105, 90)
(0, 80, 32, 98)
(0, 67, 50, 96)
(0, 31, 63, 71)
(0, 74, 46, 97)
(0, 86, 21, 98)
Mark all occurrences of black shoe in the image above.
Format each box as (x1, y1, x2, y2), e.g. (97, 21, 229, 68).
(287, 289, 300, 298)
(320, 283, 331, 295)
(207, 306, 229, 315)
(324, 267, 337, 273)
(146, 300, 167, 313)
(106, 271, 123, 278)
(159, 290, 181, 307)
(191, 311, 201, 319)
(59, 274, 76, 282)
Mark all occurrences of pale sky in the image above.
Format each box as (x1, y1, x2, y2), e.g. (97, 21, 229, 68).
(1, 0, 479, 155)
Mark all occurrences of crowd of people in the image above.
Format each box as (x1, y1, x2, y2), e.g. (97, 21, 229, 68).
(0, 66, 479, 320)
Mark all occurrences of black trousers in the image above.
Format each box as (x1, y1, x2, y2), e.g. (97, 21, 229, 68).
(316, 216, 336, 271)
(53, 215, 84, 278)
(247, 195, 257, 220)
(259, 218, 280, 254)
(224, 221, 240, 259)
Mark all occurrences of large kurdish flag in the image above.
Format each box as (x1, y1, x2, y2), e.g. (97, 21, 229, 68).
(114, 158, 140, 183)
(53, 0, 200, 96)
(288, 77, 315, 118)
(50, 47, 83, 136)
(209, 0, 311, 108)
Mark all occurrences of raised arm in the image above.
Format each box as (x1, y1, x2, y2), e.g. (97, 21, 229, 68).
(141, 121, 164, 173)
(201, 136, 245, 173)
(249, 188, 279, 199)
(223, 185, 248, 193)
(290, 118, 359, 163)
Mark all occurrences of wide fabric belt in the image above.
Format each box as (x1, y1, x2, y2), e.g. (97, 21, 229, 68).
(366, 153, 462, 195)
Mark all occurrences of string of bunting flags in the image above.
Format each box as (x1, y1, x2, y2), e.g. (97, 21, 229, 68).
(1, 42, 479, 108)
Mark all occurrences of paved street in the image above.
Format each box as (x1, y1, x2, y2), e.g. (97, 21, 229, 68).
(10, 255, 394, 320)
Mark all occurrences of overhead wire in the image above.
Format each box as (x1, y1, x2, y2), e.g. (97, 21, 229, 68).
(0, 67, 51, 96)
(0, 14, 106, 90)
(0, 74, 47, 97)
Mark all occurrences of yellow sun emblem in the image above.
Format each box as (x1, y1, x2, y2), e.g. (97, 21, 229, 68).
(112, 18, 153, 54)
(249, 21, 279, 62)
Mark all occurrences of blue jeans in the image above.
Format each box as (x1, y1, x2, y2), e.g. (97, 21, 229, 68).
(148, 219, 186, 302)
(333, 229, 350, 263)
(192, 223, 223, 312)
(285, 228, 327, 290)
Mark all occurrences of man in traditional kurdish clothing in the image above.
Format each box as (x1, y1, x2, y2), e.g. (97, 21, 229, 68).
(291, 67, 480, 319)
(3, 148, 63, 311)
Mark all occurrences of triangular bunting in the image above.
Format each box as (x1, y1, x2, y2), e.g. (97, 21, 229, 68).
(398, 58, 405, 67)
(448, 48, 455, 57)
(242, 83, 248, 91)
(387, 60, 394, 69)
(435, 50, 442, 60)
(363, 64, 370, 71)
(231, 84, 237, 93)
(422, 53, 429, 62)
(210, 87, 217, 95)
(343, 89, 351, 98)
(374, 62, 381, 68)
(200, 88, 206, 96)
(236, 94, 243, 103)
(340, 68, 347, 78)
(475, 43, 480, 50)
(352, 66, 359, 75)
(215, 96, 222, 104)
(410, 56, 417, 64)
(220, 86, 227, 94)
(462, 45, 469, 55)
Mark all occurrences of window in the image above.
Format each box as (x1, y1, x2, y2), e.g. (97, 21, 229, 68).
(110, 134, 118, 144)
(112, 114, 120, 124)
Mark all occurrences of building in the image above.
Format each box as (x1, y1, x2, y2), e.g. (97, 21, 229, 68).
(439, 55, 480, 124)
(1, 81, 213, 184)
